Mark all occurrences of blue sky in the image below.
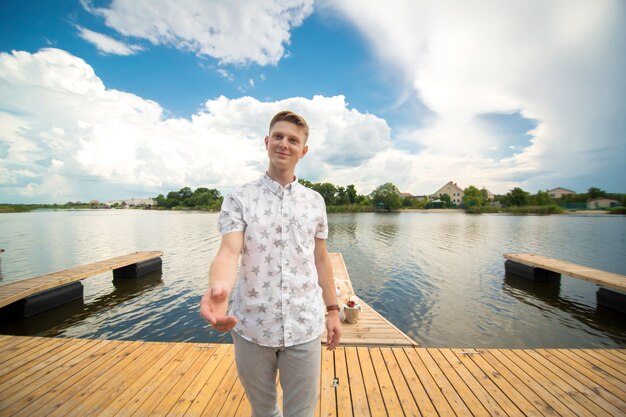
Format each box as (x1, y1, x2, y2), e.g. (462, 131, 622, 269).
(1, 0, 624, 203)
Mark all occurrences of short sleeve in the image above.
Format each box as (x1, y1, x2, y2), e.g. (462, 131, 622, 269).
(218, 193, 246, 235)
(315, 195, 328, 239)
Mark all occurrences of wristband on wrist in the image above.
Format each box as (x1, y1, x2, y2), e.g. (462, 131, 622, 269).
(326, 304, 340, 312)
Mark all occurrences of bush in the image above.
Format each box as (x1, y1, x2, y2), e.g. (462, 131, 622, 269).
(609, 206, 626, 214)
(326, 205, 374, 213)
(505, 205, 563, 214)
(465, 205, 501, 214)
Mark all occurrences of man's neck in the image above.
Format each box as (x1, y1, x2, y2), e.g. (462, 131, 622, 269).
(266, 167, 295, 187)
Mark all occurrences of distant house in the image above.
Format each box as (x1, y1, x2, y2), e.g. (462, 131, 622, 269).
(587, 198, 620, 209)
(548, 187, 576, 199)
(431, 181, 464, 205)
(105, 198, 156, 208)
(125, 198, 156, 208)
(400, 192, 427, 202)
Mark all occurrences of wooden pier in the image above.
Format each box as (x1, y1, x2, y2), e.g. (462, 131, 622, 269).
(0, 335, 624, 416)
(327, 253, 417, 347)
(503, 253, 626, 292)
(0, 251, 164, 309)
(0, 253, 624, 416)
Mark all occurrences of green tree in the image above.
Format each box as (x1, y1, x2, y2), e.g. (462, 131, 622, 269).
(533, 190, 552, 206)
(588, 187, 606, 199)
(480, 188, 489, 203)
(371, 182, 402, 211)
(507, 187, 529, 207)
(155, 194, 167, 207)
(166, 191, 180, 208)
(312, 182, 337, 205)
(334, 186, 349, 205)
(463, 186, 484, 207)
(346, 184, 358, 205)
(439, 194, 451, 208)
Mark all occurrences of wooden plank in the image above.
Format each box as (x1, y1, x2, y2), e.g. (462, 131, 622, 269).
(503, 253, 626, 292)
(0, 339, 112, 412)
(427, 348, 489, 416)
(151, 345, 218, 416)
(550, 349, 626, 393)
(570, 349, 626, 381)
(0, 337, 86, 388)
(35, 340, 155, 417)
(535, 349, 626, 415)
(213, 370, 246, 417)
(468, 350, 545, 417)
(5, 339, 124, 417)
(196, 357, 240, 416)
(451, 348, 526, 417)
(368, 347, 406, 417)
(491, 349, 583, 416)
(320, 348, 337, 417)
(358, 347, 387, 417)
(166, 344, 231, 417)
(437, 348, 508, 417)
(84, 343, 191, 417)
(402, 348, 456, 416)
(0, 251, 163, 308)
(589, 349, 626, 373)
(379, 348, 422, 417)
(0, 336, 625, 417)
(511, 349, 620, 417)
(183, 344, 236, 416)
(414, 349, 473, 417)
(334, 347, 354, 417)
(478, 349, 557, 417)
(0, 336, 64, 378)
(345, 346, 371, 417)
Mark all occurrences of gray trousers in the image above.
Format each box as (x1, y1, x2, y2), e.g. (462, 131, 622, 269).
(232, 331, 321, 417)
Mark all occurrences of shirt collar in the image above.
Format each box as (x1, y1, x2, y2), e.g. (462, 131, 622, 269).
(262, 173, 299, 197)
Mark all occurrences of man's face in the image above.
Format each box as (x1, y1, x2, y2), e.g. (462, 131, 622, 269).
(265, 121, 308, 171)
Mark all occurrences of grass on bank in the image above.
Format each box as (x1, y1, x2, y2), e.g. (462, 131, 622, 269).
(466, 204, 564, 214)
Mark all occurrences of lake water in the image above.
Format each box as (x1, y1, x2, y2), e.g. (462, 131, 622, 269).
(0, 209, 624, 348)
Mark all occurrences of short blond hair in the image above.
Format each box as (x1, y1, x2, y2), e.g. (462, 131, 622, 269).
(269, 110, 309, 142)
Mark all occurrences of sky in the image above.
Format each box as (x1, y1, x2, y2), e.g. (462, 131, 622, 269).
(0, 0, 624, 203)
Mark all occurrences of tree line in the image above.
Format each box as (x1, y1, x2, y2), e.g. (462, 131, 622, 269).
(153, 182, 625, 213)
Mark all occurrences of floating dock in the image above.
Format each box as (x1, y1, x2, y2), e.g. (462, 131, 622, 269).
(504, 253, 626, 313)
(504, 253, 626, 292)
(0, 251, 163, 317)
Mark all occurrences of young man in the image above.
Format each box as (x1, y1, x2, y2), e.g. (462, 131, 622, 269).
(200, 110, 341, 417)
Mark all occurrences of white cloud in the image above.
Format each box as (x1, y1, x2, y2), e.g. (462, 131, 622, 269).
(76, 25, 143, 55)
(328, 0, 626, 193)
(81, 0, 314, 65)
(0, 49, 390, 202)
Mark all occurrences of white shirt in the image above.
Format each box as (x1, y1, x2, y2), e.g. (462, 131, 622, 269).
(218, 174, 328, 347)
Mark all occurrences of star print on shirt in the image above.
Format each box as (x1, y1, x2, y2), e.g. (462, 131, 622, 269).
(217, 174, 329, 348)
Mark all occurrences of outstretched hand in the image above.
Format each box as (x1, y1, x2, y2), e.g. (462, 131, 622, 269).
(200, 286, 238, 332)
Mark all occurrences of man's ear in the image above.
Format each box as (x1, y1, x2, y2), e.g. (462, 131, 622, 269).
(264, 135, 269, 149)
(301, 145, 309, 159)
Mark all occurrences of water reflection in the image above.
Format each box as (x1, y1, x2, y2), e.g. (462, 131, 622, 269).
(0, 210, 624, 347)
(503, 272, 626, 346)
